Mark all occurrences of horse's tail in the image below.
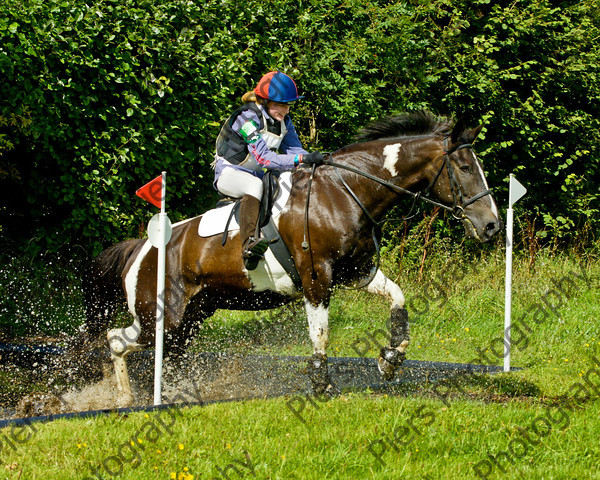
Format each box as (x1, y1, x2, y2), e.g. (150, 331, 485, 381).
(57, 239, 145, 386)
(82, 239, 145, 337)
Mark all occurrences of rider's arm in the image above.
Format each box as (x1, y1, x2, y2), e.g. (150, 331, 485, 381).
(280, 117, 309, 157)
(231, 110, 307, 170)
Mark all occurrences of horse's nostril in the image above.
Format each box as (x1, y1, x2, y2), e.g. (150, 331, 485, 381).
(486, 222, 498, 233)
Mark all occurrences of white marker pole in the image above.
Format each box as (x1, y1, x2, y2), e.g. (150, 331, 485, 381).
(504, 174, 527, 372)
(154, 171, 167, 405)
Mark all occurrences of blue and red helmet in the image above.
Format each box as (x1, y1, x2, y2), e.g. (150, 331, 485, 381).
(254, 71, 304, 104)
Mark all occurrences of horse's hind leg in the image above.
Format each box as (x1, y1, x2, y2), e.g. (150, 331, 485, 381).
(364, 269, 410, 380)
(61, 254, 126, 386)
(107, 313, 147, 406)
(108, 258, 197, 406)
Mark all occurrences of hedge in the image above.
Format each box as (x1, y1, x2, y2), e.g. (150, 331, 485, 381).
(0, 0, 598, 257)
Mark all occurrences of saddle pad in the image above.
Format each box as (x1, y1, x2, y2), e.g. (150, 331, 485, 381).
(198, 171, 293, 237)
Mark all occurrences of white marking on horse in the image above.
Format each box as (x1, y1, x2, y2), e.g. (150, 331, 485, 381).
(382, 143, 402, 177)
(246, 247, 298, 296)
(472, 153, 499, 219)
(364, 269, 405, 309)
(108, 240, 152, 356)
(246, 192, 300, 296)
(305, 300, 330, 354)
(124, 240, 151, 316)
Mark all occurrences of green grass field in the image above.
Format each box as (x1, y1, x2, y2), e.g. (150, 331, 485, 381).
(1, 250, 599, 479)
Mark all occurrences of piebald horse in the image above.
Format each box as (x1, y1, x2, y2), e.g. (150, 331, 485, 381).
(83, 111, 500, 405)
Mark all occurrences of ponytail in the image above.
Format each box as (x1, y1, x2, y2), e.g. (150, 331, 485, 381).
(241, 91, 267, 105)
(241, 91, 256, 103)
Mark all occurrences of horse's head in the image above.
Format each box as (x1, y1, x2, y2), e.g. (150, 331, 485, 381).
(430, 118, 501, 242)
(346, 110, 501, 243)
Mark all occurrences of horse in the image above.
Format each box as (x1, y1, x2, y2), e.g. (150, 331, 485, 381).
(81, 110, 501, 405)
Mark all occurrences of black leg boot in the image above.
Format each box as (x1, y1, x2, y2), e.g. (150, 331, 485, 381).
(239, 195, 268, 270)
(378, 307, 410, 381)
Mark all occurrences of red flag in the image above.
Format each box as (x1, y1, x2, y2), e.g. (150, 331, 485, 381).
(136, 175, 164, 209)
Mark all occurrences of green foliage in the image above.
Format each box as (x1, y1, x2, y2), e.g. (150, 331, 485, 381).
(0, 0, 599, 256)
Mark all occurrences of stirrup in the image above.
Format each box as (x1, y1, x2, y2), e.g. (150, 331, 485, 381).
(243, 237, 269, 270)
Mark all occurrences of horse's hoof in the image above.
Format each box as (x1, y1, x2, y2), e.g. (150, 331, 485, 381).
(323, 384, 341, 397)
(115, 392, 135, 408)
(307, 353, 332, 395)
(378, 347, 406, 381)
(311, 383, 340, 397)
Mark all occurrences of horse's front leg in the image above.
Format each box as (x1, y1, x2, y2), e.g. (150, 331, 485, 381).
(304, 297, 336, 395)
(364, 269, 410, 380)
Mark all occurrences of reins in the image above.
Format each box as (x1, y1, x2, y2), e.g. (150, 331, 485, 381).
(302, 163, 318, 279)
(299, 139, 493, 288)
(320, 138, 492, 219)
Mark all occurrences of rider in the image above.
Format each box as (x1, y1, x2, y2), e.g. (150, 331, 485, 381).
(214, 71, 324, 270)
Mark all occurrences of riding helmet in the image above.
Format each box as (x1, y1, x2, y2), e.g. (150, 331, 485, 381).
(254, 71, 304, 104)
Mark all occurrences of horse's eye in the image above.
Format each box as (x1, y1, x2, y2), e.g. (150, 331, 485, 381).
(460, 165, 471, 173)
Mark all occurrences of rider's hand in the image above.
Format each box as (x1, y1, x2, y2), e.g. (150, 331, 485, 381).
(302, 152, 325, 165)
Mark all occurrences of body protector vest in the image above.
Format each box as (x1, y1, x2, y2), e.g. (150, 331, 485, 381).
(215, 102, 288, 172)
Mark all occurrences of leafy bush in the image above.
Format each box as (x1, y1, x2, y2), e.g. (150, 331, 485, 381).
(0, 0, 598, 257)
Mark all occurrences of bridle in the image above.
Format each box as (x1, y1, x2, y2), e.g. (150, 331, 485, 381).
(317, 136, 492, 221)
(300, 135, 493, 287)
(434, 137, 493, 219)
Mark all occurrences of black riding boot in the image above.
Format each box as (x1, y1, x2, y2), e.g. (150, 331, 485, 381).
(239, 195, 268, 270)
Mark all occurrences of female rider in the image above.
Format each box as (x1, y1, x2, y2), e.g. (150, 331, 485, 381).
(214, 71, 324, 270)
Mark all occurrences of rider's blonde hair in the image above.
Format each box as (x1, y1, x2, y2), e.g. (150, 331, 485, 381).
(241, 91, 267, 104)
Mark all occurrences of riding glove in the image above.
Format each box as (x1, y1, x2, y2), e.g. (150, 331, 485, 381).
(302, 152, 325, 165)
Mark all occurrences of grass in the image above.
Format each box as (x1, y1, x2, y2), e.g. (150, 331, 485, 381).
(1, 393, 599, 479)
(1, 249, 599, 479)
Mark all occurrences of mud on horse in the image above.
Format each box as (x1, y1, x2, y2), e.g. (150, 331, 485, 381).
(83, 111, 501, 405)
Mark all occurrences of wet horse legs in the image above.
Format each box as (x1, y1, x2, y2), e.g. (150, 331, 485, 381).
(107, 317, 146, 406)
(379, 307, 410, 380)
(304, 299, 335, 395)
(364, 269, 410, 380)
(304, 269, 410, 392)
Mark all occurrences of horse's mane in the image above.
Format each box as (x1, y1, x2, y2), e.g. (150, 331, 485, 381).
(355, 110, 452, 142)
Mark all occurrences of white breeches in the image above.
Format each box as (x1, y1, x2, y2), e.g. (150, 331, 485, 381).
(216, 167, 263, 201)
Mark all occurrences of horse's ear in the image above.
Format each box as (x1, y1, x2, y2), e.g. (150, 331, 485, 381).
(451, 119, 483, 144)
(466, 124, 484, 143)
(450, 117, 467, 144)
